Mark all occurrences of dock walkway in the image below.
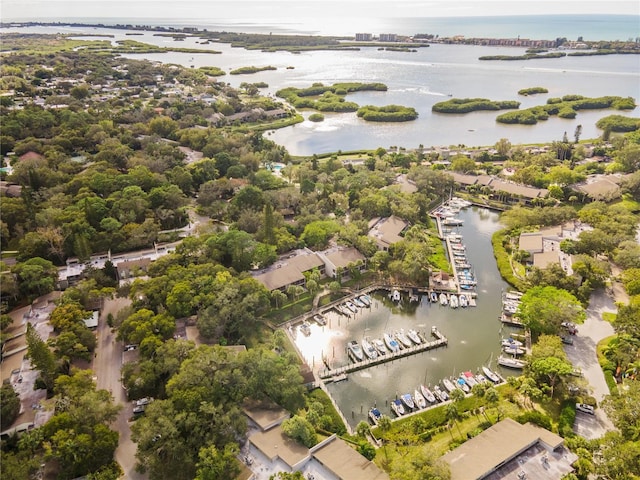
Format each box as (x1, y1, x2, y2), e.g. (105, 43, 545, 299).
(318, 327, 447, 379)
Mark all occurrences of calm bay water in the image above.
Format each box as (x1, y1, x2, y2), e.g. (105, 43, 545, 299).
(3, 20, 639, 155)
(293, 207, 515, 429)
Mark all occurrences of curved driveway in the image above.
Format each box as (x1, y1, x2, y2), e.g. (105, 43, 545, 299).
(566, 288, 617, 439)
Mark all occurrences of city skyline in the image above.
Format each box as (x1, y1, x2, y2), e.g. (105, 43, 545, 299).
(2, 0, 639, 21)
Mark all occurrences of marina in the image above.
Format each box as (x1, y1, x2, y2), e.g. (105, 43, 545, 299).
(319, 327, 448, 380)
(290, 206, 515, 430)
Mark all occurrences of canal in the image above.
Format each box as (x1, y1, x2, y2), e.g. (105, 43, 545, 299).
(292, 206, 519, 428)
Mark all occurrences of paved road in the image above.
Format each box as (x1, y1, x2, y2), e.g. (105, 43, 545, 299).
(566, 288, 617, 439)
(93, 297, 147, 480)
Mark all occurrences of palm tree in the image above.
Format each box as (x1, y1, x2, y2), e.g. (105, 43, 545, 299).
(485, 387, 500, 422)
(377, 414, 392, 466)
(356, 421, 371, 439)
(445, 403, 463, 439)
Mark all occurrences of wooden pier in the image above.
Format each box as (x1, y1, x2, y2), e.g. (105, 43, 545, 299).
(318, 327, 448, 379)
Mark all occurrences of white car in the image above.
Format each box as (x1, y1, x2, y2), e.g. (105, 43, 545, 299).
(576, 403, 595, 415)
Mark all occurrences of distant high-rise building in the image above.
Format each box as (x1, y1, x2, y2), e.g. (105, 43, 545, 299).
(379, 33, 397, 42)
(355, 33, 373, 41)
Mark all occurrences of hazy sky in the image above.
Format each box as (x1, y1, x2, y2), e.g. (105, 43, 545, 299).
(2, 0, 639, 20)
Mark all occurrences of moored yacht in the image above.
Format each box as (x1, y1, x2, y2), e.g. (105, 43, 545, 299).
(421, 384, 437, 404)
(373, 338, 387, 355)
(414, 389, 427, 409)
(347, 340, 364, 362)
(407, 329, 422, 345)
(361, 338, 378, 360)
(384, 333, 400, 353)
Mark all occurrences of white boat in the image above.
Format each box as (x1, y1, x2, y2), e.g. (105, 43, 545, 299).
(358, 295, 371, 306)
(391, 399, 405, 416)
(353, 297, 365, 308)
(401, 393, 415, 410)
(391, 290, 401, 302)
(299, 322, 311, 336)
(451, 244, 465, 251)
(414, 389, 427, 409)
(475, 373, 488, 384)
(449, 294, 459, 308)
(461, 371, 478, 388)
(335, 305, 350, 316)
(421, 384, 437, 403)
(347, 340, 364, 362)
(361, 338, 378, 360)
(501, 337, 523, 348)
(369, 407, 382, 425)
(503, 345, 526, 356)
(439, 293, 448, 306)
(430, 291, 438, 303)
(497, 355, 527, 369)
(482, 366, 501, 383)
(345, 301, 358, 313)
(373, 338, 387, 355)
(313, 314, 326, 325)
(407, 329, 422, 345)
(456, 377, 470, 393)
(395, 330, 412, 348)
(443, 217, 464, 226)
(384, 333, 400, 353)
(434, 385, 449, 402)
(442, 378, 456, 393)
(459, 294, 468, 307)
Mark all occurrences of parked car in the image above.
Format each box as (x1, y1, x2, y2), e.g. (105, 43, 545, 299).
(561, 336, 574, 345)
(124, 344, 138, 352)
(576, 403, 595, 415)
(135, 397, 153, 407)
(132, 405, 146, 415)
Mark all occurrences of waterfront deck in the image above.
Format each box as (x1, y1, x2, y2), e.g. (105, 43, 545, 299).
(318, 327, 448, 379)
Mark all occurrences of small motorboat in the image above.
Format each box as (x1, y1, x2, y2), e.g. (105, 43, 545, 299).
(439, 293, 448, 306)
(391, 289, 401, 302)
(373, 338, 387, 355)
(345, 301, 358, 313)
(361, 338, 378, 360)
(503, 345, 526, 356)
(407, 329, 422, 345)
(391, 399, 405, 416)
(401, 393, 415, 410)
(482, 366, 501, 383)
(369, 407, 382, 425)
(461, 371, 478, 388)
(449, 294, 459, 308)
(497, 355, 527, 369)
(501, 337, 524, 348)
(434, 385, 449, 402)
(313, 314, 326, 325)
(347, 340, 364, 362)
(456, 377, 470, 393)
(353, 297, 365, 308)
(395, 330, 413, 349)
(384, 333, 400, 353)
(299, 322, 311, 336)
(430, 291, 438, 303)
(421, 384, 437, 403)
(358, 295, 371, 306)
(459, 294, 468, 307)
(475, 373, 488, 385)
(442, 378, 456, 393)
(414, 389, 427, 409)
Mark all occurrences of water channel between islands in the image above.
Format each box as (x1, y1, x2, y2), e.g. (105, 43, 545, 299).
(292, 206, 520, 429)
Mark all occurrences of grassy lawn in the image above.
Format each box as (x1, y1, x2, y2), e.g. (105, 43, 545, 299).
(602, 311, 617, 323)
(265, 294, 314, 325)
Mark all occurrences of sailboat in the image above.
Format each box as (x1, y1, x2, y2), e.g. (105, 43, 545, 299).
(421, 384, 437, 403)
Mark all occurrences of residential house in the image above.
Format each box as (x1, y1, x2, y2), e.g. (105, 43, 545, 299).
(441, 418, 577, 480)
(244, 400, 390, 480)
(253, 249, 325, 292)
(368, 216, 410, 251)
(318, 246, 366, 279)
(518, 232, 543, 257)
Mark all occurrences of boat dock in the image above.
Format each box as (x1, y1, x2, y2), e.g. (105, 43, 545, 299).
(318, 327, 448, 379)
